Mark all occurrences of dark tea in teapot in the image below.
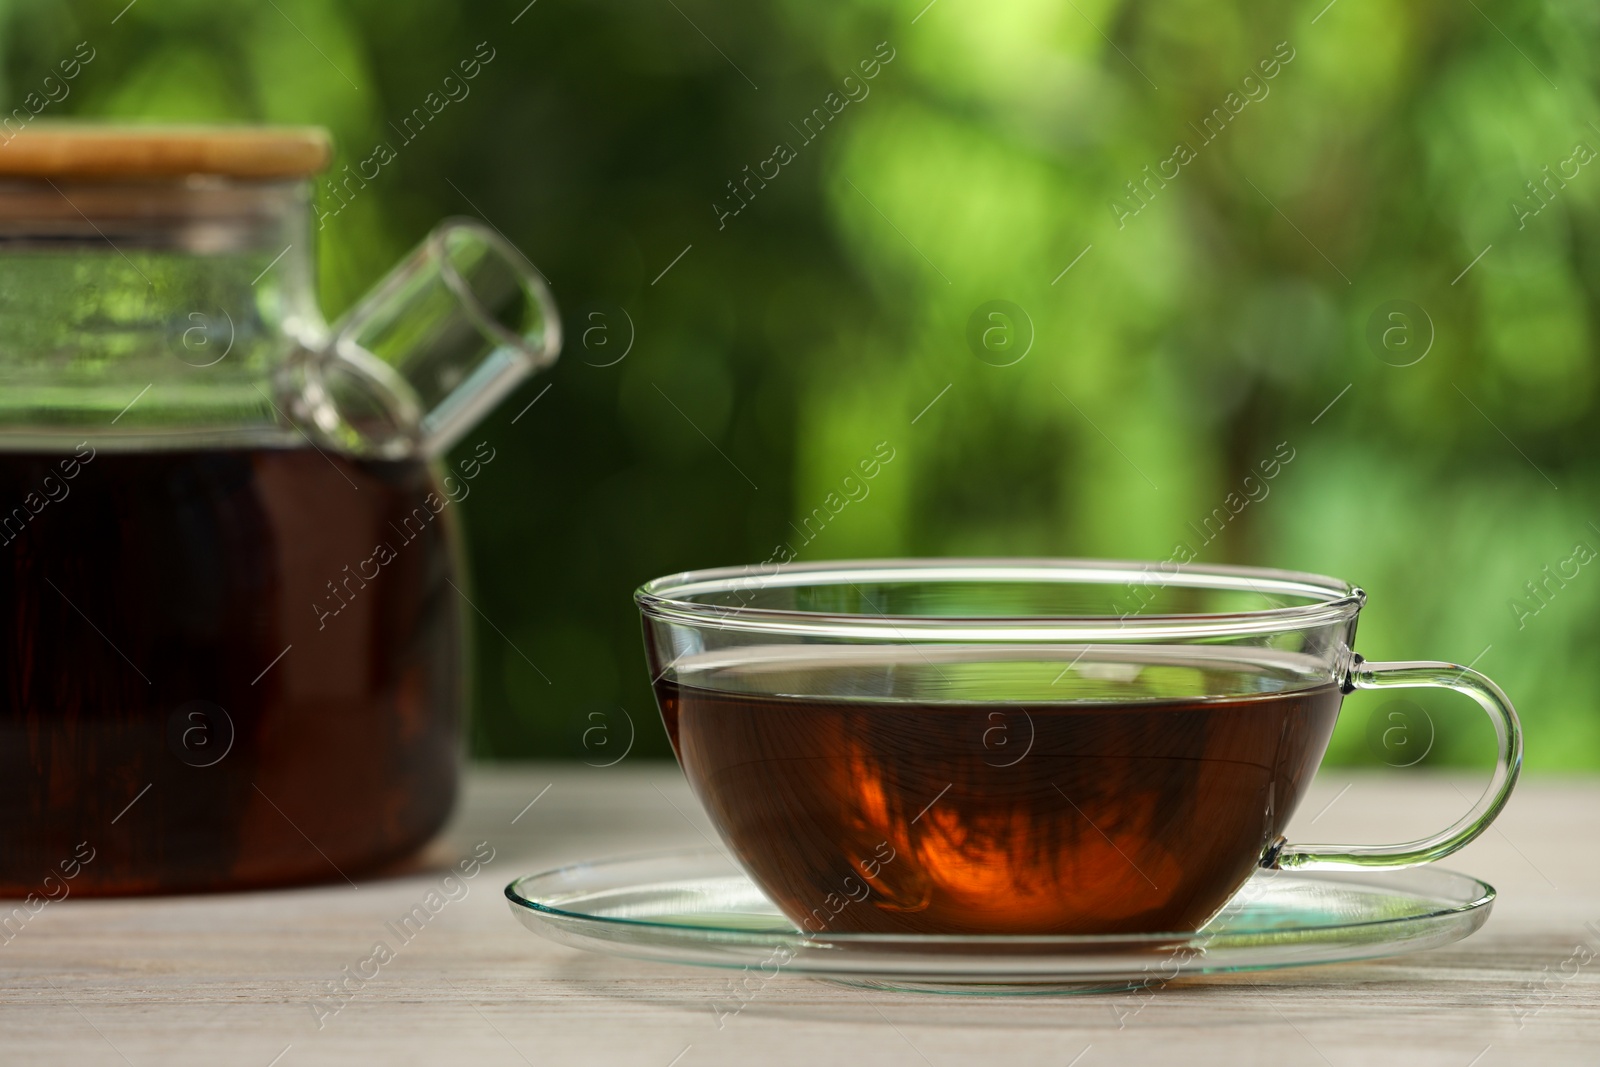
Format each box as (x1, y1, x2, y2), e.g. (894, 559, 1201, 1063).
(0, 446, 461, 894)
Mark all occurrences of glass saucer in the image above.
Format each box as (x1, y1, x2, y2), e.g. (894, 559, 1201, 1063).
(504, 848, 1494, 994)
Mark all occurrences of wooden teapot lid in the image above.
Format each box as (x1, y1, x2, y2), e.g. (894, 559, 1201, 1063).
(0, 124, 332, 179)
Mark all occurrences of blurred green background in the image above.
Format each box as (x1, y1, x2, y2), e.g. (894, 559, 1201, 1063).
(5, 0, 1595, 768)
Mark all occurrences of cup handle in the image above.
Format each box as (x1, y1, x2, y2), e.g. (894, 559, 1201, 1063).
(1264, 655, 1523, 872)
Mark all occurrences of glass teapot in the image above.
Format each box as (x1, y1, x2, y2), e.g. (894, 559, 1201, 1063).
(0, 126, 559, 894)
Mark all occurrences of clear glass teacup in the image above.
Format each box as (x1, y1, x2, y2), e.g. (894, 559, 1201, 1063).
(637, 559, 1522, 936)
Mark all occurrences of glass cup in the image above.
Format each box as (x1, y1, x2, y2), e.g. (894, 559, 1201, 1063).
(636, 559, 1522, 936)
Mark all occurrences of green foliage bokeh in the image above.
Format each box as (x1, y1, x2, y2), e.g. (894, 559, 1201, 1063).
(6, 0, 1598, 768)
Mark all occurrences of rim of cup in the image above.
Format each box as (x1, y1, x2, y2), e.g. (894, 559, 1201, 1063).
(635, 558, 1366, 642)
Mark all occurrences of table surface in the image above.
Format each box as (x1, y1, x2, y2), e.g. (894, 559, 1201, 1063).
(5, 764, 1597, 1067)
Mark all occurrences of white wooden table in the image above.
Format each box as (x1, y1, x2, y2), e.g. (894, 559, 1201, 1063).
(4, 764, 1595, 1066)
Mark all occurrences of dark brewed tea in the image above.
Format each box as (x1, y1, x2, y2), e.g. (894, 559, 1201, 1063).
(656, 646, 1341, 935)
(0, 446, 461, 895)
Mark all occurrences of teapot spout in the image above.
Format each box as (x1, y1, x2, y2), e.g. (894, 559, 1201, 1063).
(321, 218, 559, 457)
